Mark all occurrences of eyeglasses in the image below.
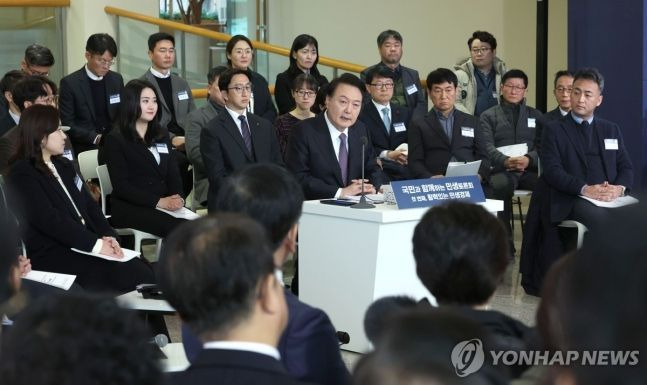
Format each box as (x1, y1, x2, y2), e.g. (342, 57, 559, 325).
(296, 89, 316, 98)
(228, 84, 253, 94)
(470, 47, 491, 55)
(96, 57, 116, 67)
(555, 87, 572, 94)
(370, 82, 394, 90)
(26, 66, 49, 76)
(233, 48, 253, 55)
(503, 84, 526, 92)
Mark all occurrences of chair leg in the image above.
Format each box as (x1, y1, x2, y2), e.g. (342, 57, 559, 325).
(516, 196, 525, 232)
(134, 232, 142, 253)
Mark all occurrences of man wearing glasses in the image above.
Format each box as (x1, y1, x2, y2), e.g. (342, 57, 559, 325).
(59, 33, 124, 156)
(454, 30, 507, 116)
(359, 65, 410, 181)
(480, 69, 542, 253)
(536, 70, 574, 155)
(200, 69, 283, 212)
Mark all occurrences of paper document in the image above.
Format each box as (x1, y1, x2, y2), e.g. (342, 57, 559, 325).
(156, 207, 200, 220)
(579, 195, 639, 208)
(497, 143, 528, 157)
(23, 270, 76, 290)
(395, 143, 408, 155)
(71, 247, 140, 262)
(445, 160, 482, 177)
(342, 193, 385, 203)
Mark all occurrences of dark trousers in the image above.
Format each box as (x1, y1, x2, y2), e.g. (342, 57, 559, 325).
(491, 170, 538, 235)
(569, 197, 612, 234)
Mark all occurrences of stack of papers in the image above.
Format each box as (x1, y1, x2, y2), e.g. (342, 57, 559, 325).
(342, 194, 385, 203)
(497, 143, 528, 157)
(23, 270, 76, 290)
(579, 195, 639, 208)
(71, 247, 140, 262)
(156, 207, 200, 220)
(395, 143, 408, 155)
(446, 160, 481, 177)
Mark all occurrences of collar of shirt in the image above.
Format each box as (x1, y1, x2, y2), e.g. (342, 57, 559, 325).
(85, 65, 103, 81)
(372, 100, 390, 117)
(150, 67, 171, 79)
(225, 105, 248, 135)
(559, 107, 569, 116)
(570, 112, 594, 125)
(324, 111, 349, 161)
(433, 107, 455, 121)
(9, 109, 20, 125)
(202, 341, 281, 360)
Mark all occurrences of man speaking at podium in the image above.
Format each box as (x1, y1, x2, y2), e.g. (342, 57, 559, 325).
(286, 73, 384, 200)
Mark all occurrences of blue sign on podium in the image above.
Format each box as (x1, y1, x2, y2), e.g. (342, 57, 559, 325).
(390, 175, 485, 209)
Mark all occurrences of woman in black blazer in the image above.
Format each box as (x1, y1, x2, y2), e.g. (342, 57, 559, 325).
(226, 35, 277, 122)
(7, 105, 154, 293)
(102, 79, 186, 238)
(274, 34, 329, 115)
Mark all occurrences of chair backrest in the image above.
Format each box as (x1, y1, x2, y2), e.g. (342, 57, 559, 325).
(96, 165, 113, 215)
(77, 149, 99, 181)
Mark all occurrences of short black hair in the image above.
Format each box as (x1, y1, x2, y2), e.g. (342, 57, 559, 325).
(501, 69, 528, 88)
(157, 214, 275, 337)
(86, 33, 118, 57)
(0, 293, 164, 385)
(291, 73, 319, 92)
(468, 30, 497, 50)
(24, 44, 54, 67)
(573, 67, 605, 93)
(218, 68, 252, 92)
(207, 65, 228, 85)
(148, 32, 175, 51)
(426, 68, 458, 89)
(412, 202, 509, 305)
(553, 70, 574, 88)
(376, 29, 403, 46)
(364, 65, 395, 85)
(363, 295, 417, 347)
(12, 76, 50, 112)
(226, 35, 253, 67)
(326, 73, 365, 98)
(0, 70, 27, 95)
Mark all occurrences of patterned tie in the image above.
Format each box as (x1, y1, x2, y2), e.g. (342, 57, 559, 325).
(381, 107, 391, 134)
(238, 115, 253, 153)
(338, 133, 348, 185)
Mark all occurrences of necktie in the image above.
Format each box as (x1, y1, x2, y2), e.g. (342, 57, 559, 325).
(381, 107, 391, 134)
(238, 115, 252, 153)
(580, 120, 591, 147)
(338, 133, 348, 185)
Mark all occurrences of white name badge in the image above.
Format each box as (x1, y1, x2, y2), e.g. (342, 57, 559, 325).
(156, 143, 169, 154)
(492, 92, 498, 99)
(109, 94, 121, 104)
(405, 84, 418, 95)
(393, 122, 407, 132)
(63, 149, 74, 161)
(604, 138, 619, 150)
(177, 90, 189, 101)
(461, 127, 475, 138)
(74, 174, 83, 191)
(527, 118, 536, 128)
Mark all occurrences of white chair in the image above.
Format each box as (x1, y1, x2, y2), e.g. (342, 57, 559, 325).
(77, 149, 99, 181)
(558, 220, 588, 249)
(96, 165, 162, 258)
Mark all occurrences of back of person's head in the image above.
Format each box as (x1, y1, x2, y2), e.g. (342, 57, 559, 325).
(207, 65, 228, 85)
(501, 69, 528, 88)
(468, 31, 497, 50)
(0, 70, 27, 99)
(363, 295, 418, 347)
(24, 44, 55, 67)
(354, 308, 507, 385)
(313, 82, 329, 114)
(117, 79, 163, 145)
(376, 29, 403, 46)
(289, 34, 321, 75)
(0, 293, 164, 385)
(217, 68, 252, 91)
(215, 163, 303, 249)
(412, 202, 509, 306)
(292, 73, 319, 92)
(364, 65, 395, 85)
(158, 214, 278, 338)
(86, 33, 118, 57)
(573, 67, 605, 92)
(426, 68, 458, 89)
(11, 104, 60, 173)
(553, 70, 574, 88)
(11, 76, 50, 112)
(148, 32, 175, 51)
(326, 73, 365, 97)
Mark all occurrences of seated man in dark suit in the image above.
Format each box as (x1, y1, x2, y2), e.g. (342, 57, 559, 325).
(200, 68, 283, 211)
(286, 73, 383, 199)
(409, 68, 490, 185)
(59, 33, 124, 156)
(536, 70, 573, 155)
(182, 163, 350, 385)
(159, 215, 309, 385)
(0, 71, 27, 136)
(359, 65, 410, 181)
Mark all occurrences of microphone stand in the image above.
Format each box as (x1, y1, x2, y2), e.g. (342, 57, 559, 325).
(351, 136, 375, 209)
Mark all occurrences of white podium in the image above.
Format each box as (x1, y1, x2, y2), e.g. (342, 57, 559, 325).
(298, 199, 503, 352)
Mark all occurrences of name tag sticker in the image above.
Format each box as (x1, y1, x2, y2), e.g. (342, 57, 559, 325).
(405, 84, 418, 95)
(63, 149, 74, 161)
(109, 94, 120, 104)
(604, 139, 619, 150)
(528, 118, 536, 128)
(156, 143, 169, 154)
(177, 90, 189, 101)
(74, 174, 83, 191)
(393, 122, 406, 132)
(492, 92, 498, 99)
(461, 127, 475, 138)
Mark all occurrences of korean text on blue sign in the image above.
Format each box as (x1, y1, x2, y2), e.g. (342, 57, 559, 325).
(390, 175, 485, 209)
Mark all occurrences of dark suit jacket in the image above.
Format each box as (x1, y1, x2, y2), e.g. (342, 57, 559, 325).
(535, 107, 565, 156)
(1, 126, 75, 177)
(170, 348, 313, 385)
(285, 114, 383, 200)
(541, 115, 633, 222)
(141, 70, 196, 135)
(59, 67, 124, 154)
(275, 70, 329, 115)
(249, 70, 278, 122)
(181, 289, 350, 385)
(409, 108, 490, 179)
(361, 63, 428, 120)
(0, 112, 16, 137)
(359, 102, 410, 156)
(200, 110, 283, 210)
(7, 158, 116, 262)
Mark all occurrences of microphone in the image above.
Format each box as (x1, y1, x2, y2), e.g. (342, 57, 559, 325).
(351, 136, 375, 209)
(336, 331, 350, 345)
(152, 333, 169, 348)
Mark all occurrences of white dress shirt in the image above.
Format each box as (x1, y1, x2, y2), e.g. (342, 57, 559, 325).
(324, 111, 349, 198)
(202, 341, 281, 360)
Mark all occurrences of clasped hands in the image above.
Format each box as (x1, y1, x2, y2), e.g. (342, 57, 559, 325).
(387, 150, 408, 165)
(157, 194, 184, 211)
(504, 156, 530, 172)
(582, 182, 624, 202)
(99, 236, 124, 258)
(341, 179, 376, 197)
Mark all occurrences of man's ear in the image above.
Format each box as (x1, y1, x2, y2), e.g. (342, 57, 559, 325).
(258, 273, 284, 315)
(4, 91, 13, 103)
(285, 224, 298, 255)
